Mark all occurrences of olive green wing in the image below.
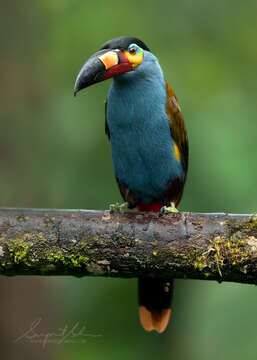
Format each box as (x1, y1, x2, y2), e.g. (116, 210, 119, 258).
(166, 81, 189, 176)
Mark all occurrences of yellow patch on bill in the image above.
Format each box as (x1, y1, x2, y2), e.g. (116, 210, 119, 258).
(174, 143, 181, 161)
(98, 51, 119, 70)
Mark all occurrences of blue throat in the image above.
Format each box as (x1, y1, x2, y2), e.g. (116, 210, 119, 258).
(107, 53, 184, 204)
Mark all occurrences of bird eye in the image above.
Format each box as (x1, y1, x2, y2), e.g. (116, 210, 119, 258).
(128, 44, 138, 55)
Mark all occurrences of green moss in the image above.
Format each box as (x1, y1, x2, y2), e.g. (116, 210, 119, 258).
(44, 216, 56, 227)
(226, 215, 257, 235)
(189, 230, 253, 277)
(61, 253, 89, 267)
(44, 243, 89, 268)
(0, 232, 92, 273)
(244, 216, 257, 234)
(16, 216, 29, 222)
(92, 235, 105, 246)
(8, 235, 33, 264)
(193, 261, 207, 271)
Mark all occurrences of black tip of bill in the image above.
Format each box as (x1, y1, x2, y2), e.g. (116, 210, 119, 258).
(73, 52, 107, 97)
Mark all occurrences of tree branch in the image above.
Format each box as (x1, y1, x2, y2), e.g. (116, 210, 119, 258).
(0, 208, 256, 284)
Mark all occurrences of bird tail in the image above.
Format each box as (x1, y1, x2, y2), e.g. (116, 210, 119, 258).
(138, 278, 174, 333)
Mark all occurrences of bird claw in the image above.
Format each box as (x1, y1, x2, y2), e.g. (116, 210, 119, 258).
(159, 202, 179, 216)
(109, 202, 128, 213)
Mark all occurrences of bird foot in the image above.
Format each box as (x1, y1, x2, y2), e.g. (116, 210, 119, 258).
(109, 202, 128, 213)
(159, 202, 179, 216)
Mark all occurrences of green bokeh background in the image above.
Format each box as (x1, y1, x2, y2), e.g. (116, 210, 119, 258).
(1, 0, 257, 359)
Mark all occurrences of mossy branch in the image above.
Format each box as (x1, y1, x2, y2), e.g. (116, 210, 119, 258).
(0, 208, 256, 284)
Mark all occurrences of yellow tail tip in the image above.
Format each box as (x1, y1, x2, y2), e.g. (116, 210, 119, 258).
(139, 306, 171, 333)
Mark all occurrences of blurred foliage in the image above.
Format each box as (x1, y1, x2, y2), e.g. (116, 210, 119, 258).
(1, 0, 257, 359)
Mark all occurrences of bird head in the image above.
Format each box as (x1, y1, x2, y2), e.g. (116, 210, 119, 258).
(74, 36, 151, 96)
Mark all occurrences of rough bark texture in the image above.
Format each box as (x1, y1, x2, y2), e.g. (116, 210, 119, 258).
(0, 208, 256, 284)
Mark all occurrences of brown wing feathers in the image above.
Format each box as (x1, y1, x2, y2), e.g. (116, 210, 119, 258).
(166, 81, 189, 175)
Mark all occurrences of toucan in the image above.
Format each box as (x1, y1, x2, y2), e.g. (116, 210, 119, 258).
(74, 36, 189, 333)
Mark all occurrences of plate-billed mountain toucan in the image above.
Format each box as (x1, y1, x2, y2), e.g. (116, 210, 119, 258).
(74, 36, 189, 333)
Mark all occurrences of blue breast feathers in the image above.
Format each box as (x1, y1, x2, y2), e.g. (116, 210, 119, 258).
(107, 51, 184, 204)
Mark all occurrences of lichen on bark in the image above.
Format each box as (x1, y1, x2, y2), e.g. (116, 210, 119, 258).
(0, 208, 256, 284)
